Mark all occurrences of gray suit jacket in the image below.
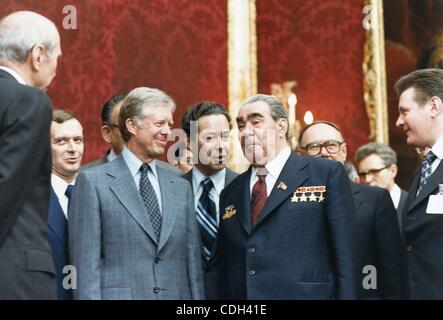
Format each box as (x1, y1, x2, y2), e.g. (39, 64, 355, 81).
(182, 167, 238, 300)
(69, 156, 204, 300)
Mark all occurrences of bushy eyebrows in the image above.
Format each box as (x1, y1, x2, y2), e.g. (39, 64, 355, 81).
(236, 112, 264, 123)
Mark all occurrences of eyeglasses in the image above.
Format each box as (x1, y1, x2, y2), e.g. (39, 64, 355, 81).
(357, 165, 390, 178)
(301, 140, 344, 156)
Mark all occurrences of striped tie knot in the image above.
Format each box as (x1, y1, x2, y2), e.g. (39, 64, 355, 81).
(423, 150, 437, 166)
(202, 178, 214, 192)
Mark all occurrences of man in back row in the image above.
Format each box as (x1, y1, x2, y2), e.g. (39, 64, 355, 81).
(298, 121, 403, 299)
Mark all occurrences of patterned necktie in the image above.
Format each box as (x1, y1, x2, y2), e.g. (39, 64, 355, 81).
(139, 163, 162, 241)
(251, 167, 268, 226)
(417, 150, 438, 196)
(196, 178, 217, 261)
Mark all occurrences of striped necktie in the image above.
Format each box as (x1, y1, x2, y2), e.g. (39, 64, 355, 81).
(196, 178, 217, 262)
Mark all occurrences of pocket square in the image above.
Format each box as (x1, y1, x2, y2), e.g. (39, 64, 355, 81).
(291, 186, 326, 203)
(222, 205, 237, 220)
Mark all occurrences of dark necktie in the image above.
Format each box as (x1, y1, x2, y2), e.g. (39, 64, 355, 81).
(251, 167, 268, 226)
(65, 184, 75, 215)
(139, 163, 162, 241)
(196, 178, 217, 261)
(417, 150, 438, 196)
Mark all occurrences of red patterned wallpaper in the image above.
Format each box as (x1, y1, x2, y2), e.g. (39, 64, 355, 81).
(256, 0, 368, 160)
(0, 0, 228, 164)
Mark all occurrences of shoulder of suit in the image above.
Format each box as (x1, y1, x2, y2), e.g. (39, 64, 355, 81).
(352, 182, 388, 199)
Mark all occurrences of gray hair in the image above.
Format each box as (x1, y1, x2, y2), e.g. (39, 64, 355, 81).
(240, 94, 290, 139)
(119, 87, 176, 142)
(343, 161, 358, 182)
(354, 142, 397, 167)
(0, 11, 59, 63)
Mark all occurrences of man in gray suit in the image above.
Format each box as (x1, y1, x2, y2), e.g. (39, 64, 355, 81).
(181, 101, 238, 299)
(69, 87, 204, 300)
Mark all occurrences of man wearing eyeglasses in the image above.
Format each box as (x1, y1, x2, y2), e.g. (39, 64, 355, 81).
(298, 121, 403, 299)
(355, 143, 408, 231)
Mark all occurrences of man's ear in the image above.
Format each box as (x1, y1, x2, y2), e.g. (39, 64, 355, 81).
(28, 44, 46, 71)
(341, 142, 348, 160)
(277, 118, 288, 139)
(430, 96, 443, 117)
(100, 125, 112, 144)
(126, 118, 138, 136)
(390, 163, 398, 179)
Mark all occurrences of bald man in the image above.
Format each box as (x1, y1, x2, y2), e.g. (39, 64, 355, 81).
(298, 121, 404, 299)
(0, 11, 62, 299)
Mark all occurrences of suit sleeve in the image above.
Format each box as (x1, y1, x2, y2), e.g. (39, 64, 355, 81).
(68, 171, 102, 299)
(326, 161, 360, 299)
(186, 183, 205, 299)
(0, 90, 52, 246)
(375, 189, 404, 299)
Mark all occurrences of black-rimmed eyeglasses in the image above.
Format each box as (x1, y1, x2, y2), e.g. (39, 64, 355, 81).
(357, 166, 390, 178)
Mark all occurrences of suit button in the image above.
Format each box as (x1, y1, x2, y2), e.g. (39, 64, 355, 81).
(249, 270, 256, 276)
(155, 257, 161, 263)
(407, 245, 413, 252)
(248, 248, 255, 254)
(153, 287, 160, 293)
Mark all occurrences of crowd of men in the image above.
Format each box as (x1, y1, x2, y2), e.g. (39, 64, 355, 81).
(1, 11, 443, 300)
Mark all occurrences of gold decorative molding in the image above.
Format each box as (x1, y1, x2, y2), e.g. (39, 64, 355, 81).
(363, 0, 389, 144)
(227, 0, 257, 173)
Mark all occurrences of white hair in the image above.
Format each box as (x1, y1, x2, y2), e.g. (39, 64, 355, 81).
(0, 11, 59, 63)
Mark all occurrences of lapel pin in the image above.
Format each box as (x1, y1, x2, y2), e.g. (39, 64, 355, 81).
(277, 181, 288, 191)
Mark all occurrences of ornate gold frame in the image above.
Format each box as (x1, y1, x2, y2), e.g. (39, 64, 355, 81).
(363, 0, 389, 144)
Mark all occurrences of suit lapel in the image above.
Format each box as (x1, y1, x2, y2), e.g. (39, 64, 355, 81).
(224, 168, 238, 187)
(108, 157, 159, 245)
(408, 161, 443, 213)
(255, 153, 308, 227)
(351, 183, 364, 213)
(226, 169, 253, 235)
(157, 167, 178, 252)
(47, 188, 68, 247)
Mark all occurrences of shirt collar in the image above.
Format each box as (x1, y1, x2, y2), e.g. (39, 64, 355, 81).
(431, 135, 443, 160)
(390, 183, 401, 208)
(122, 147, 158, 178)
(251, 146, 292, 180)
(51, 173, 75, 195)
(192, 167, 226, 195)
(107, 148, 118, 162)
(0, 66, 27, 85)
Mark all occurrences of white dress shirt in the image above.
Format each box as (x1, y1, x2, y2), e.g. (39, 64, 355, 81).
(389, 183, 402, 209)
(107, 148, 118, 162)
(0, 66, 26, 85)
(192, 167, 226, 225)
(429, 135, 443, 174)
(122, 147, 163, 213)
(250, 146, 292, 197)
(51, 174, 75, 219)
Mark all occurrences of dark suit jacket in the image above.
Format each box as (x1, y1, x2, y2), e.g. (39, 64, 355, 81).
(217, 153, 360, 300)
(0, 69, 56, 299)
(48, 188, 72, 300)
(397, 188, 408, 238)
(182, 167, 239, 300)
(402, 160, 443, 299)
(351, 183, 403, 299)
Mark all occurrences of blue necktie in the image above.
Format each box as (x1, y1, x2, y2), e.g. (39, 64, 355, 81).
(417, 150, 437, 196)
(139, 163, 162, 241)
(196, 178, 217, 262)
(65, 185, 74, 215)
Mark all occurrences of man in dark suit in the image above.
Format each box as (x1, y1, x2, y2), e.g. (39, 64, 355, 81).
(69, 87, 204, 299)
(395, 68, 443, 299)
(0, 11, 62, 299)
(48, 110, 84, 299)
(298, 121, 403, 299)
(355, 142, 408, 234)
(83, 94, 126, 169)
(180, 101, 238, 299)
(217, 94, 359, 300)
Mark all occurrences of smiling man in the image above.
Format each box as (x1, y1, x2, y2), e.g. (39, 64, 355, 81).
(216, 94, 359, 300)
(395, 68, 443, 299)
(68, 87, 204, 300)
(48, 109, 84, 300)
